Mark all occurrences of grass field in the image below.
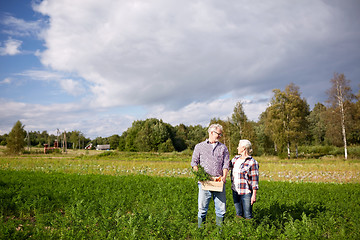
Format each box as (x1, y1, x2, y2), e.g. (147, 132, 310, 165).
(1, 149, 359, 183)
(1, 170, 359, 239)
(1, 149, 360, 239)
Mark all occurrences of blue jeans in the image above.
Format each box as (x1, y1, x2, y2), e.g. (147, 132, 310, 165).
(198, 183, 226, 219)
(232, 190, 253, 219)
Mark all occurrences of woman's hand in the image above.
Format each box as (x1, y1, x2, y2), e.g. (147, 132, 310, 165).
(251, 190, 257, 205)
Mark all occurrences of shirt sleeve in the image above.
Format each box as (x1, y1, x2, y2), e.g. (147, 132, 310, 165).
(249, 161, 259, 190)
(222, 146, 230, 170)
(191, 144, 200, 167)
(229, 157, 234, 170)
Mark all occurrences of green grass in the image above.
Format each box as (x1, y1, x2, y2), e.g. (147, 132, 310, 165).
(1, 151, 359, 183)
(1, 170, 359, 239)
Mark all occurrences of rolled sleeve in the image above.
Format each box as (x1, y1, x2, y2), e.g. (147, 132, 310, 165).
(191, 145, 200, 168)
(222, 148, 230, 170)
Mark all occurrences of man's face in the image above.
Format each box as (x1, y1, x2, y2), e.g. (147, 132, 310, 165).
(209, 127, 222, 143)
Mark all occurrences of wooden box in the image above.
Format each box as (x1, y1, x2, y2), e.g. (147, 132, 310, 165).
(200, 178, 224, 192)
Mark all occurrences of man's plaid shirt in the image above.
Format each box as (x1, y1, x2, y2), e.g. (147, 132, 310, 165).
(230, 155, 259, 195)
(191, 139, 230, 177)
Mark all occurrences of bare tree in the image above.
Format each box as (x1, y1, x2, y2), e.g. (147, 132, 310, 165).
(326, 73, 354, 159)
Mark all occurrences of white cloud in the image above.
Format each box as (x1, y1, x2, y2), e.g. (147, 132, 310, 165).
(0, 78, 12, 84)
(32, 0, 360, 111)
(1, 15, 45, 37)
(146, 92, 271, 127)
(59, 79, 85, 96)
(0, 94, 269, 138)
(18, 70, 62, 82)
(0, 38, 22, 55)
(0, 98, 136, 138)
(2, 1, 360, 139)
(17, 70, 86, 96)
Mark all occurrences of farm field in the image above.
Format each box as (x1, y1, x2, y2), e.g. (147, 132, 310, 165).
(1, 170, 359, 239)
(1, 150, 360, 239)
(1, 150, 359, 183)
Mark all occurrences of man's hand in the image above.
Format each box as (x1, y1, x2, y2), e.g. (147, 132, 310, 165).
(193, 166, 198, 172)
(222, 169, 229, 183)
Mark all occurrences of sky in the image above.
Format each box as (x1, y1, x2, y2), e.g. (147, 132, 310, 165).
(1, 0, 359, 139)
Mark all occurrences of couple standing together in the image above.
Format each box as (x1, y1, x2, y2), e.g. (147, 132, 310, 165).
(191, 123, 259, 228)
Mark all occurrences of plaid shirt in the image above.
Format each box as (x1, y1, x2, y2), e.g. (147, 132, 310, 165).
(191, 139, 230, 177)
(230, 155, 259, 195)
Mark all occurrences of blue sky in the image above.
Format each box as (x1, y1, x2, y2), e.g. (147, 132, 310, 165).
(1, 0, 359, 139)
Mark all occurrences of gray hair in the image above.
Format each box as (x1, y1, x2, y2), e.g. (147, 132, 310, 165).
(239, 139, 253, 154)
(208, 123, 223, 133)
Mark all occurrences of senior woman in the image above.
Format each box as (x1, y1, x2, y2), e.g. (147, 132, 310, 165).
(230, 139, 259, 219)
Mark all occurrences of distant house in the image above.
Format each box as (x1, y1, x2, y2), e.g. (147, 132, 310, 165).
(96, 144, 110, 150)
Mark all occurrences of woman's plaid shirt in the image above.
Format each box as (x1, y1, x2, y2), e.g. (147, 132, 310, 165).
(230, 155, 259, 195)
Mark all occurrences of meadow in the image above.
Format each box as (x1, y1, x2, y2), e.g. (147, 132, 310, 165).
(1, 149, 360, 239)
(1, 150, 359, 183)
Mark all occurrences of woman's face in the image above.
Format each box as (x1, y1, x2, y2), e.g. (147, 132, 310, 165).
(237, 145, 246, 155)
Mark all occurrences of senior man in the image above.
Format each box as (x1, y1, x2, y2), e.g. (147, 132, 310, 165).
(191, 123, 230, 228)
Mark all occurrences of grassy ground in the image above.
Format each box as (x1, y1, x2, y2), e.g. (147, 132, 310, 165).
(1, 170, 359, 239)
(1, 147, 359, 239)
(0, 148, 359, 183)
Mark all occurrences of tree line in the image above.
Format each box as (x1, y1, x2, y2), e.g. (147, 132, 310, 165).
(2, 73, 359, 158)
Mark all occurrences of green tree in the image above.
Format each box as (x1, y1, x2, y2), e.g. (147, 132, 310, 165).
(6, 120, 26, 154)
(69, 131, 83, 149)
(231, 102, 248, 139)
(151, 120, 171, 150)
(122, 118, 175, 152)
(119, 119, 208, 152)
(158, 138, 175, 152)
(0, 134, 8, 146)
(186, 125, 207, 150)
(109, 134, 120, 150)
(37, 131, 49, 147)
(230, 102, 248, 155)
(172, 124, 187, 151)
(124, 121, 141, 152)
(285, 84, 310, 156)
(118, 134, 127, 151)
(255, 111, 274, 155)
(346, 99, 360, 144)
(348, 87, 360, 143)
(307, 103, 327, 145)
(265, 89, 287, 155)
(265, 83, 309, 158)
(136, 120, 153, 151)
(209, 117, 232, 153)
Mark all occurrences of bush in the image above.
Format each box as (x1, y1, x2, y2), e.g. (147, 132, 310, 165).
(295, 145, 360, 158)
